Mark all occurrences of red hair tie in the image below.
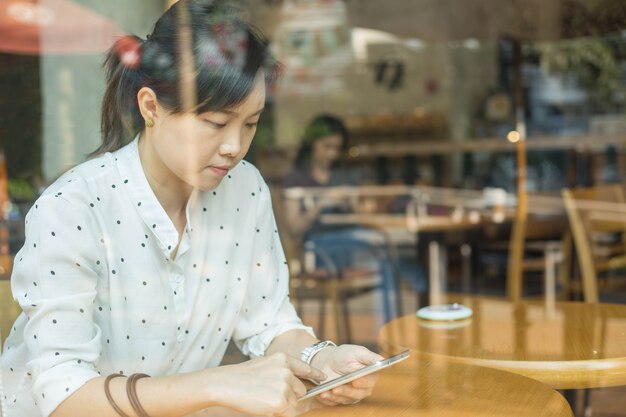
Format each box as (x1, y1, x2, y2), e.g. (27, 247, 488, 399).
(115, 36, 143, 70)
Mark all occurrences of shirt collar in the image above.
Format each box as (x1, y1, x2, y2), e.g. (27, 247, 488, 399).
(114, 136, 186, 258)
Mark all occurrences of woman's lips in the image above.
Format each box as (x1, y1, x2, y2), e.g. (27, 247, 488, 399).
(209, 166, 229, 176)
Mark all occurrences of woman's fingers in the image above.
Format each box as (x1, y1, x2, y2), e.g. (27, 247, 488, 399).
(283, 354, 326, 383)
(287, 373, 307, 398)
(315, 378, 375, 406)
(348, 346, 385, 367)
(330, 384, 373, 399)
(286, 387, 299, 410)
(315, 394, 339, 407)
(318, 390, 365, 405)
(349, 372, 379, 389)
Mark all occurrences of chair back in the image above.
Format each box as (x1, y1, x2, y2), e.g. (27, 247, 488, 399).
(1, 279, 21, 346)
(270, 185, 306, 278)
(562, 184, 626, 303)
(506, 214, 527, 301)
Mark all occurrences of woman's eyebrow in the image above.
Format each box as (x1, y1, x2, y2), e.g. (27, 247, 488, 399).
(249, 107, 265, 117)
(216, 107, 265, 117)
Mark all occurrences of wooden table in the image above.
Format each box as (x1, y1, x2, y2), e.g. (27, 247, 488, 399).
(301, 186, 567, 303)
(320, 213, 481, 233)
(302, 354, 573, 417)
(320, 212, 486, 304)
(378, 294, 626, 390)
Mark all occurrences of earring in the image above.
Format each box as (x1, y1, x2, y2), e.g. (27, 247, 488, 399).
(145, 118, 155, 128)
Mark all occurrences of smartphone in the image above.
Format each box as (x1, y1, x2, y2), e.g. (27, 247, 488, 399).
(299, 349, 410, 401)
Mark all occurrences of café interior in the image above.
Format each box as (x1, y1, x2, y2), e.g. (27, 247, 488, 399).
(2, 0, 626, 416)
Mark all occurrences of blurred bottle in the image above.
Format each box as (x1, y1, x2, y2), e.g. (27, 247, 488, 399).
(0, 151, 11, 276)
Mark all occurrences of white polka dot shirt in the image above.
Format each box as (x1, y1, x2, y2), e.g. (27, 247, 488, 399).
(1, 138, 313, 417)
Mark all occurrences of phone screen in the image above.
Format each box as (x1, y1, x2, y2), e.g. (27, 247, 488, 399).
(299, 350, 410, 401)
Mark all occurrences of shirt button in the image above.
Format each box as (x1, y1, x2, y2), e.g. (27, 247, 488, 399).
(177, 335, 184, 343)
(174, 275, 183, 284)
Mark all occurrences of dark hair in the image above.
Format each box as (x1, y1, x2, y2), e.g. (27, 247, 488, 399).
(94, 0, 279, 156)
(292, 114, 349, 169)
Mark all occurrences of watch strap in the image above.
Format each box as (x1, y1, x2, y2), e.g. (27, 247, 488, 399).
(300, 340, 336, 365)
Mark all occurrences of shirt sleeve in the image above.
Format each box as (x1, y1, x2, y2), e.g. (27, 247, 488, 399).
(232, 174, 315, 357)
(11, 191, 103, 417)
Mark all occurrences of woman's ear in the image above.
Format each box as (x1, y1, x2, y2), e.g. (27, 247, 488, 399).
(137, 87, 159, 123)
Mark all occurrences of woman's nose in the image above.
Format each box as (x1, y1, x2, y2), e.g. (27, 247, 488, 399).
(220, 133, 242, 157)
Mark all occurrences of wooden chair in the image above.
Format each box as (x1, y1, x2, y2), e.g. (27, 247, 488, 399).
(505, 215, 570, 302)
(287, 238, 388, 344)
(562, 184, 626, 303)
(472, 204, 570, 302)
(275, 187, 402, 344)
(287, 222, 406, 344)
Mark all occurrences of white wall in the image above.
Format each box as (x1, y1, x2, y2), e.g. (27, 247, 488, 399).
(40, 0, 164, 181)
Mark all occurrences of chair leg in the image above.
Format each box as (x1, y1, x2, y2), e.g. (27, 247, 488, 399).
(461, 244, 472, 293)
(318, 296, 326, 340)
(328, 281, 343, 343)
(559, 231, 573, 300)
(583, 389, 592, 417)
(563, 389, 578, 416)
(544, 243, 560, 310)
(380, 264, 396, 322)
(341, 297, 352, 343)
(395, 276, 404, 318)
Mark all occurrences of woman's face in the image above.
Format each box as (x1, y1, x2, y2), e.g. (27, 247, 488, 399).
(311, 133, 343, 169)
(150, 72, 266, 192)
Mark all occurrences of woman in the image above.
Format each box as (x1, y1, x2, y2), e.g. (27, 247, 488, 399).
(283, 115, 425, 322)
(283, 115, 354, 234)
(1, 2, 381, 417)
(282, 115, 400, 322)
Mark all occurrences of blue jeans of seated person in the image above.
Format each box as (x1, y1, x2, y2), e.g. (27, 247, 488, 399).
(305, 227, 425, 322)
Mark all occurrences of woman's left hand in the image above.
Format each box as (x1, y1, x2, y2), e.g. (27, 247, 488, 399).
(310, 344, 384, 406)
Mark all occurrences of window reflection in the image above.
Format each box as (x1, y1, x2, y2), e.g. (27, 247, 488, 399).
(2, 0, 626, 415)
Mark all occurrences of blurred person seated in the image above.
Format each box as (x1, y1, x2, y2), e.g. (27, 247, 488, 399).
(283, 115, 425, 321)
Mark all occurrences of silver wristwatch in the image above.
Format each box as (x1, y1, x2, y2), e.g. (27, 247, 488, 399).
(301, 340, 336, 365)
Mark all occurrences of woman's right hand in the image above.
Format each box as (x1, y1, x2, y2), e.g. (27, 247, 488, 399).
(206, 353, 326, 417)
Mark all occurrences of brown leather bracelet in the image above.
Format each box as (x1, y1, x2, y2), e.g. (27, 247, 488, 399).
(126, 373, 151, 417)
(104, 374, 131, 417)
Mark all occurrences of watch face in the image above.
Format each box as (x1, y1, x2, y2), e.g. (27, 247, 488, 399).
(302, 341, 335, 363)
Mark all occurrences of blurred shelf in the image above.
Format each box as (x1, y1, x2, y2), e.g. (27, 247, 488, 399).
(348, 133, 626, 158)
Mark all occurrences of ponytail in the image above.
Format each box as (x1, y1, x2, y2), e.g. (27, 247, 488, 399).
(93, 0, 280, 157)
(92, 36, 144, 157)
